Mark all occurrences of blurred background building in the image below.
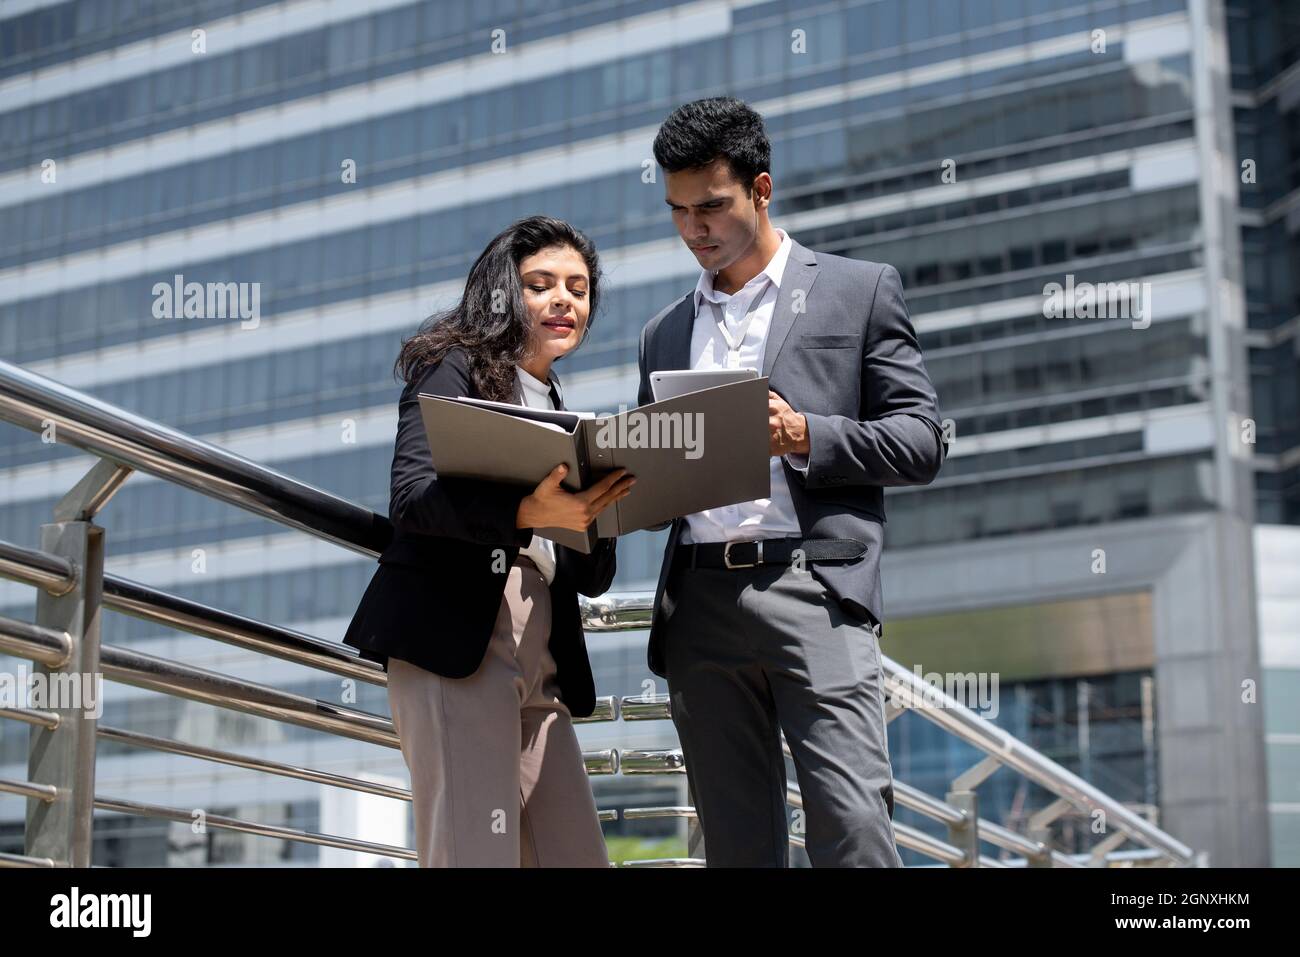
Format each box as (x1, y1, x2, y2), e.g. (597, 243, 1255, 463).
(0, 0, 1293, 866)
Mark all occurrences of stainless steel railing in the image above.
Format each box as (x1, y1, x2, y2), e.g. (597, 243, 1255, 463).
(0, 358, 387, 556)
(0, 357, 1198, 868)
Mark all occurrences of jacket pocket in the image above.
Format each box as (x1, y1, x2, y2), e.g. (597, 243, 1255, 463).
(799, 333, 858, 348)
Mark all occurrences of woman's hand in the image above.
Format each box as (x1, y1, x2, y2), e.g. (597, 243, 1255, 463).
(516, 465, 636, 533)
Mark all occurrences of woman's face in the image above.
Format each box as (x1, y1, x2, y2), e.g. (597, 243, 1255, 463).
(518, 244, 591, 362)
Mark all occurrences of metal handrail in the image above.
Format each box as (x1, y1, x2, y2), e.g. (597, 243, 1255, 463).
(0, 546, 1187, 866)
(879, 660, 1194, 862)
(0, 707, 59, 730)
(0, 540, 76, 596)
(0, 778, 58, 802)
(0, 614, 72, 668)
(0, 615, 618, 767)
(0, 850, 58, 868)
(93, 795, 415, 861)
(0, 357, 1199, 867)
(0, 359, 389, 557)
(98, 726, 414, 800)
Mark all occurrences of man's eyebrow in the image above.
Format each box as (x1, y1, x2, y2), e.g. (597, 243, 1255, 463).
(665, 197, 725, 207)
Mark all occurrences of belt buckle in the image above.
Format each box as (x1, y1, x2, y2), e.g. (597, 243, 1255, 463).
(723, 540, 763, 569)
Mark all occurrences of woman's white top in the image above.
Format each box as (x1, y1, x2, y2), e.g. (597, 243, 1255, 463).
(514, 365, 558, 586)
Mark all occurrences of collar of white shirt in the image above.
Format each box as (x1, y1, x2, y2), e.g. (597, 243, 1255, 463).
(517, 365, 549, 391)
(692, 226, 793, 316)
(516, 365, 558, 408)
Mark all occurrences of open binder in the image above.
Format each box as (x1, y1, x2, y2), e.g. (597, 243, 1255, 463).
(418, 376, 772, 553)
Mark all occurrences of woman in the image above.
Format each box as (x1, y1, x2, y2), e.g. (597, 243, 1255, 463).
(343, 216, 635, 867)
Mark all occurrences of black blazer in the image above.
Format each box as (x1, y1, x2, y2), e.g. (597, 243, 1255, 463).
(342, 344, 616, 718)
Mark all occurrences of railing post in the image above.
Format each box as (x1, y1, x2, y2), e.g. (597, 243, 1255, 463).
(947, 754, 998, 867)
(945, 790, 980, 867)
(1027, 797, 1071, 869)
(25, 520, 105, 867)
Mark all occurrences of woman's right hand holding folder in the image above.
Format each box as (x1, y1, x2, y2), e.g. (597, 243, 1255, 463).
(516, 464, 636, 533)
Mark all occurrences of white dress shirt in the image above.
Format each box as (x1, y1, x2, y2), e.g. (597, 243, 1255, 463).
(680, 226, 810, 546)
(515, 365, 558, 585)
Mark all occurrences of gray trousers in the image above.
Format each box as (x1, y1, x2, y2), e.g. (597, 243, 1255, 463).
(386, 557, 608, 867)
(661, 559, 903, 867)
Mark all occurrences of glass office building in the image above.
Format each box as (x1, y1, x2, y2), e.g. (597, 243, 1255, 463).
(1228, 0, 1300, 868)
(0, 0, 1287, 865)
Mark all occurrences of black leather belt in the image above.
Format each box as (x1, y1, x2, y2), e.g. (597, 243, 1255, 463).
(680, 536, 867, 570)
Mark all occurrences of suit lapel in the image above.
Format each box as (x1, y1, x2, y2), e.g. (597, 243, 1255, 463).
(762, 239, 821, 378)
(661, 293, 697, 373)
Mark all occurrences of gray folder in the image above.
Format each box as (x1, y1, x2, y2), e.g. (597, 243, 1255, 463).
(418, 376, 772, 553)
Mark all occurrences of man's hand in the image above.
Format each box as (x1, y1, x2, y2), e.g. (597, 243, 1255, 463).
(769, 390, 810, 457)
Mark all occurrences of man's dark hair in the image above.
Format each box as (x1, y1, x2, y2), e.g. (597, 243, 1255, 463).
(652, 96, 771, 195)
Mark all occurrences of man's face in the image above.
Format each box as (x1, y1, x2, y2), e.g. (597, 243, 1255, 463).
(664, 160, 766, 272)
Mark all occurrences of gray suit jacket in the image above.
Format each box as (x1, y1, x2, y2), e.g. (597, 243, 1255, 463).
(637, 236, 947, 678)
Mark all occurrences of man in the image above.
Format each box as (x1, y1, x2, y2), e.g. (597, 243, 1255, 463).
(637, 96, 947, 866)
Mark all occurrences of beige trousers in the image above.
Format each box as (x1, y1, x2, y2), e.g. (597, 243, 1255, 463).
(386, 557, 608, 867)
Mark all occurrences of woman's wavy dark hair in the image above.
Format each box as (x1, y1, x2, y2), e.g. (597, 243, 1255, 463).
(394, 215, 601, 401)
